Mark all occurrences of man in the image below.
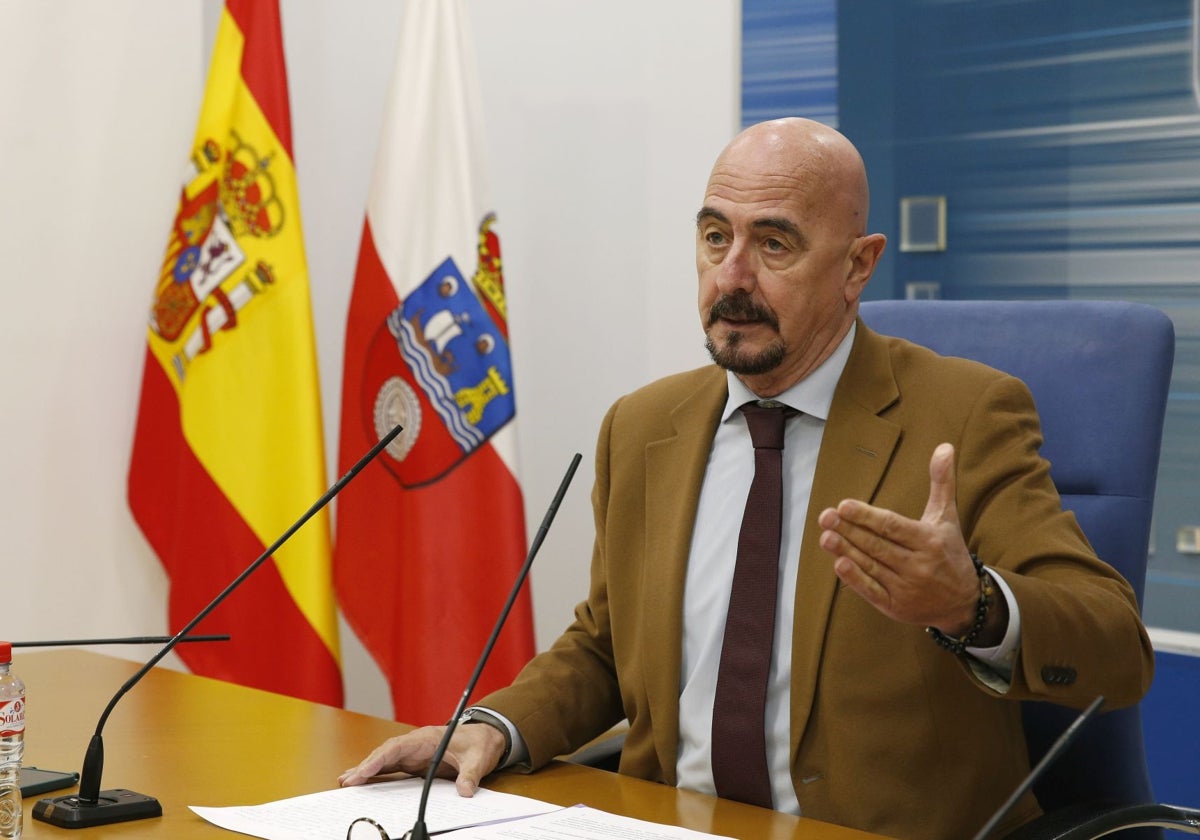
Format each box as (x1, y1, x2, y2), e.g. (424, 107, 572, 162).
(341, 118, 1153, 840)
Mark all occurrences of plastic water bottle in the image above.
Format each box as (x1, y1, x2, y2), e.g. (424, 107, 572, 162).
(0, 641, 25, 839)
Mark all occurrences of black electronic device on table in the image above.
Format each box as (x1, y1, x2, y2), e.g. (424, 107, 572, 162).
(20, 767, 79, 798)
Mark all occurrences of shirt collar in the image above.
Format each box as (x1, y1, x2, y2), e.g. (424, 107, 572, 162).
(722, 322, 856, 423)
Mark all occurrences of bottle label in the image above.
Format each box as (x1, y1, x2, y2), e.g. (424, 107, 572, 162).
(0, 698, 24, 737)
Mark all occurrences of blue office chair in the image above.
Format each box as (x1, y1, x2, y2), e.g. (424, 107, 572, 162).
(860, 300, 1189, 840)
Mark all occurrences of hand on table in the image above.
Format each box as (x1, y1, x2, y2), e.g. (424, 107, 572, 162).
(338, 721, 507, 797)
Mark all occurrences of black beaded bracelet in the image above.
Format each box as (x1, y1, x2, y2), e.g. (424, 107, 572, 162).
(926, 554, 994, 655)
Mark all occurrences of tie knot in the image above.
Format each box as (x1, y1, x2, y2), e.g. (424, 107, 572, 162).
(740, 401, 790, 450)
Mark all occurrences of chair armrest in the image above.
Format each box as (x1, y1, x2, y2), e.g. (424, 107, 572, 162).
(1003, 802, 1200, 840)
(562, 728, 626, 773)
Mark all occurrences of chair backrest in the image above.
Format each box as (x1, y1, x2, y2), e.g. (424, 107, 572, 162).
(859, 300, 1175, 836)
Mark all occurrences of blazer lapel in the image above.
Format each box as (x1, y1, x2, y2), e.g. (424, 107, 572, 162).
(789, 322, 903, 759)
(642, 367, 727, 783)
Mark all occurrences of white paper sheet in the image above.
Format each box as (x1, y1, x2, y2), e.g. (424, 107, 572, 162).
(190, 777, 558, 839)
(447, 804, 736, 839)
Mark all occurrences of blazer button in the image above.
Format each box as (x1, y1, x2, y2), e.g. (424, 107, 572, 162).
(1041, 665, 1077, 685)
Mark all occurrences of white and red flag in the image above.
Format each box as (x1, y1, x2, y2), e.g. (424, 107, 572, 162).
(334, 0, 535, 723)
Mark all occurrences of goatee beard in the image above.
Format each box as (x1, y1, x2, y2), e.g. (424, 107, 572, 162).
(705, 293, 784, 374)
(705, 333, 785, 374)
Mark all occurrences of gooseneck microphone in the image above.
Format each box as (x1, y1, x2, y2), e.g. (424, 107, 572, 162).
(403, 452, 582, 840)
(970, 695, 1105, 840)
(33, 423, 403, 829)
(14, 635, 229, 648)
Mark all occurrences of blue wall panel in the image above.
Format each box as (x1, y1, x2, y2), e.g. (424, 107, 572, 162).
(742, 1, 838, 129)
(836, 0, 1200, 635)
(1142, 650, 1200, 837)
(743, 0, 1200, 821)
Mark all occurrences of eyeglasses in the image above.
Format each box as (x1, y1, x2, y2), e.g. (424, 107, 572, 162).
(345, 816, 391, 840)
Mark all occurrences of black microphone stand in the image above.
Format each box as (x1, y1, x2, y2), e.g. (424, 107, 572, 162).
(970, 695, 1105, 840)
(33, 424, 402, 829)
(403, 452, 581, 840)
(14, 635, 229, 648)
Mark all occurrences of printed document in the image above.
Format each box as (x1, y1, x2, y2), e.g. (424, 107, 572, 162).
(191, 778, 734, 839)
(444, 803, 736, 838)
(191, 778, 555, 839)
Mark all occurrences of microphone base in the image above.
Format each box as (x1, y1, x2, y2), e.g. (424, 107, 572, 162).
(32, 789, 162, 828)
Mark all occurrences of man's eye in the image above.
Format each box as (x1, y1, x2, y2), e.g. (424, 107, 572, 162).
(764, 238, 785, 252)
(705, 231, 727, 246)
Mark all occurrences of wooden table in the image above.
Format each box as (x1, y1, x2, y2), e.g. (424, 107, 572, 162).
(15, 650, 887, 839)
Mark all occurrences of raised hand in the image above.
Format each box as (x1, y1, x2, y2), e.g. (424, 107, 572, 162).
(817, 443, 998, 639)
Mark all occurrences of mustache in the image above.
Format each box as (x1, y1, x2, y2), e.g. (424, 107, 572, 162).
(707, 294, 778, 329)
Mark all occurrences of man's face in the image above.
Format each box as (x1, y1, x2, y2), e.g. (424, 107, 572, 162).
(696, 150, 863, 394)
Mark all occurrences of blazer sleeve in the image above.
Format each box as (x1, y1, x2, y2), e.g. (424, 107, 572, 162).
(475, 397, 627, 768)
(952, 373, 1154, 708)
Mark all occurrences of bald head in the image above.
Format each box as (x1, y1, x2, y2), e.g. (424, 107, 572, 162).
(709, 118, 872, 237)
(696, 117, 886, 394)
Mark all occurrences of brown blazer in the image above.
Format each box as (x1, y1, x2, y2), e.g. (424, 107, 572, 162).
(481, 320, 1154, 840)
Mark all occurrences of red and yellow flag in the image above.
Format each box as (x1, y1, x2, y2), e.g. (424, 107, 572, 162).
(127, 0, 341, 705)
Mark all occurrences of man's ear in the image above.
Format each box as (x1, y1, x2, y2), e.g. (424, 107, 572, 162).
(845, 233, 887, 302)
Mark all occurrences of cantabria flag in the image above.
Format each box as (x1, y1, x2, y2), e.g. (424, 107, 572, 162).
(334, 0, 535, 724)
(128, 0, 341, 705)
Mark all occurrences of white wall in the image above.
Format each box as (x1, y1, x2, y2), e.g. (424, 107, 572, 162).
(0, 0, 739, 719)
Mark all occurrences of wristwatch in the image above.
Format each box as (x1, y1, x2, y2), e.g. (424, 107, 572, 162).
(458, 707, 513, 766)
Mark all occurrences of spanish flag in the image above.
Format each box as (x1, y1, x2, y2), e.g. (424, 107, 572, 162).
(334, 0, 535, 723)
(127, 0, 341, 705)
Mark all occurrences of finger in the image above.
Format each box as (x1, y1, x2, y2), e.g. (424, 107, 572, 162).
(824, 500, 922, 561)
(819, 520, 899, 592)
(922, 442, 959, 524)
(338, 758, 383, 787)
(442, 724, 507, 797)
(823, 530, 898, 617)
(338, 728, 439, 787)
(339, 740, 403, 786)
(831, 547, 888, 602)
(454, 771, 481, 797)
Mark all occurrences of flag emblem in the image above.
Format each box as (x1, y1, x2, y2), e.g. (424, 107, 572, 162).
(367, 214, 515, 487)
(151, 131, 284, 380)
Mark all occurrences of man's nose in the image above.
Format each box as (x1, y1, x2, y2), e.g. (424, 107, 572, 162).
(716, 239, 756, 294)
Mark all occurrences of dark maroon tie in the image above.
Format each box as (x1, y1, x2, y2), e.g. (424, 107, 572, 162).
(711, 401, 789, 809)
